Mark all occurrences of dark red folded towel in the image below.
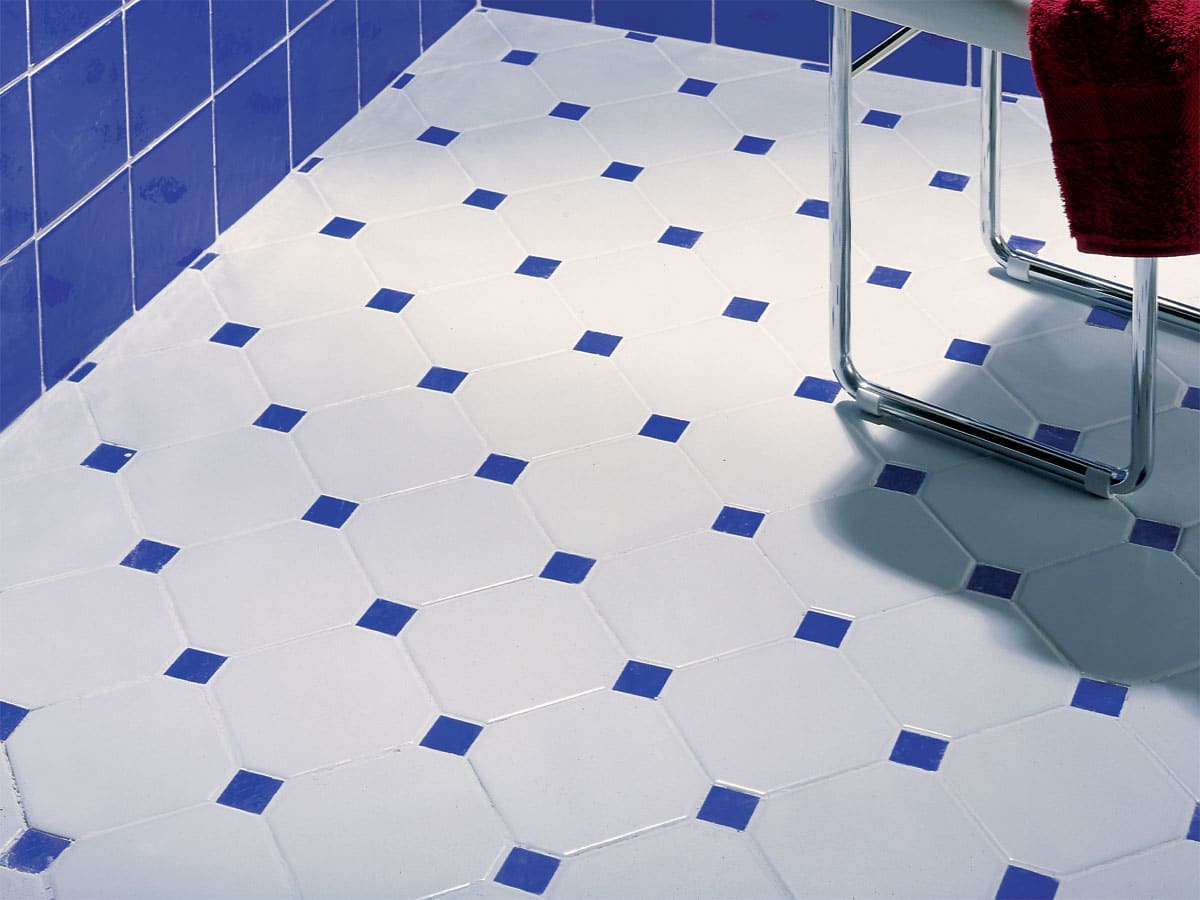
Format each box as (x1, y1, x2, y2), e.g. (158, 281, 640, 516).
(1029, 0, 1200, 257)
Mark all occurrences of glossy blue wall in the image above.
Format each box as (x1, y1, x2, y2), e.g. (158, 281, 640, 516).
(0, 0, 473, 430)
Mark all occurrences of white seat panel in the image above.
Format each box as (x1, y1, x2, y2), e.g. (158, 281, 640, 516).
(828, 1, 1032, 58)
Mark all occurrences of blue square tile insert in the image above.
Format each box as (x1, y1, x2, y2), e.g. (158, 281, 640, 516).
(1188, 805, 1200, 842)
(540, 551, 596, 584)
(290, 1, 359, 165)
(212, 0, 286, 88)
(516, 256, 562, 278)
(862, 109, 901, 128)
(476, 454, 529, 484)
(366, 288, 415, 313)
(28, 1, 119, 64)
(659, 226, 703, 249)
(356, 599, 418, 636)
(191, 252, 219, 270)
(420, 716, 483, 755)
(125, 0, 211, 154)
(712, 506, 765, 539)
(0, 82, 34, 259)
(967, 564, 1021, 600)
(678, 78, 717, 97)
(697, 785, 759, 831)
(164, 649, 228, 684)
(944, 338, 990, 365)
(1086, 307, 1129, 330)
(210, 323, 260, 347)
(393, 73, 415, 90)
(723, 297, 769, 322)
(1129, 519, 1181, 552)
(996, 866, 1059, 900)
(1009, 234, 1046, 254)
(302, 495, 359, 528)
(464, 189, 508, 210)
(0, 700, 29, 740)
(418, 367, 469, 393)
(1, 829, 71, 874)
(120, 540, 181, 574)
(875, 463, 927, 495)
(929, 170, 970, 191)
(503, 49, 538, 65)
(549, 101, 590, 120)
(1070, 677, 1127, 717)
(626, 31, 657, 42)
(81, 443, 136, 473)
(639, 414, 689, 443)
(889, 730, 949, 771)
(320, 217, 367, 239)
(794, 611, 853, 648)
(602, 162, 644, 181)
(216, 770, 284, 814)
(795, 376, 841, 403)
(613, 661, 672, 699)
(67, 362, 97, 383)
(734, 135, 775, 155)
(418, 126, 461, 146)
(1033, 424, 1080, 453)
(574, 330, 623, 357)
(253, 404, 306, 433)
(867, 266, 911, 289)
(1182, 386, 1200, 410)
(495, 847, 561, 895)
(796, 198, 829, 219)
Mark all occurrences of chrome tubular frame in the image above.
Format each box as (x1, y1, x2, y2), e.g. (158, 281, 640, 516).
(828, 7, 1170, 496)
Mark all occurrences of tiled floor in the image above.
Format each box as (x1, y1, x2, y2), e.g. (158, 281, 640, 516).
(2, 8, 1199, 899)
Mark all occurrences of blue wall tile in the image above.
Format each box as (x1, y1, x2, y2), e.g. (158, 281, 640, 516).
(422, 0, 475, 50)
(28, 0, 119, 64)
(126, 0, 211, 154)
(289, 0, 325, 26)
(290, 0, 359, 165)
(715, 0, 829, 61)
(0, 244, 41, 429)
(597, 1, 712, 43)
(216, 47, 289, 231)
(38, 172, 132, 385)
(0, 0, 28, 84)
(483, 1, 592, 22)
(30, 17, 125, 225)
(132, 106, 214, 309)
(358, 0, 420, 102)
(1, 80, 34, 258)
(970, 47, 1040, 96)
(874, 33, 967, 86)
(212, 0, 287, 88)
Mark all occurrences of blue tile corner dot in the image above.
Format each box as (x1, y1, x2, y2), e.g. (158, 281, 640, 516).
(1129, 518, 1181, 552)
(319, 217, 366, 239)
(944, 338, 991, 365)
(1033, 424, 1080, 453)
(795, 376, 841, 403)
(996, 865, 1059, 900)
(297, 157, 323, 173)
(81, 443, 137, 473)
(301, 495, 359, 528)
(463, 188, 507, 210)
(734, 135, 775, 155)
(1188, 804, 1200, 842)
(549, 101, 590, 120)
(120, 539, 181, 574)
(1086, 307, 1129, 330)
(796, 198, 829, 219)
(475, 453, 529, 485)
(516, 255, 562, 279)
(658, 226, 703, 249)
(209, 322, 260, 347)
(1009, 234, 1046, 255)
(216, 770, 284, 815)
(601, 161, 643, 182)
(1070, 677, 1128, 717)
(966, 563, 1021, 600)
(540, 551, 596, 584)
(1182, 386, 1200, 410)
(253, 404, 306, 433)
(795, 611, 853, 648)
(613, 660, 672, 699)
(1, 829, 71, 874)
(697, 785, 759, 831)
(418, 366, 469, 393)
(190, 251, 218, 270)
(712, 506, 765, 539)
(639, 414, 689, 443)
(889, 730, 949, 772)
(420, 715, 483, 756)
(366, 287, 415, 313)
(164, 648, 228, 684)
(356, 598, 417, 636)
(862, 109, 901, 128)
(495, 847, 561, 895)
(392, 73, 414, 89)
(723, 297, 768, 322)
(625, 31, 657, 42)
(502, 49, 538, 65)
(875, 463, 927, 495)
(678, 77, 717, 97)
(867, 265, 911, 289)
(0, 700, 30, 741)
(929, 170, 970, 191)
(574, 330, 622, 357)
(67, 361, 97, 382)
(417, 126, 460, 146)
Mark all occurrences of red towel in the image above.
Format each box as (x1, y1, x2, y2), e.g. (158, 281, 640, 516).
(1028, 0, 1200, 257)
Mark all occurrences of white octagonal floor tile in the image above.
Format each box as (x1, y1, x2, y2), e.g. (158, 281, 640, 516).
(450, 117, 611, 194)
(582, 93, 742, 167)
(693, 214, 830, 306)
(406, 60, 557, 132)
(655, 35, 795, 82)
(1118, 667, 1200, 798)
(534, 39, 682, 107)
(1, 749, 25, 847)
(0, 385, 98, 483)
(1058, 841, 1200, 900)
(311, 88, 426, 159)
(707, 69, 829, 139)
(882, 360, 1038, 440)
(409, 10, 510, 74)
(92, 274, 225, 362)
(0, 868, 48, 900)
(210, 176, 332, 254)
(486, 7, 618, 52)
